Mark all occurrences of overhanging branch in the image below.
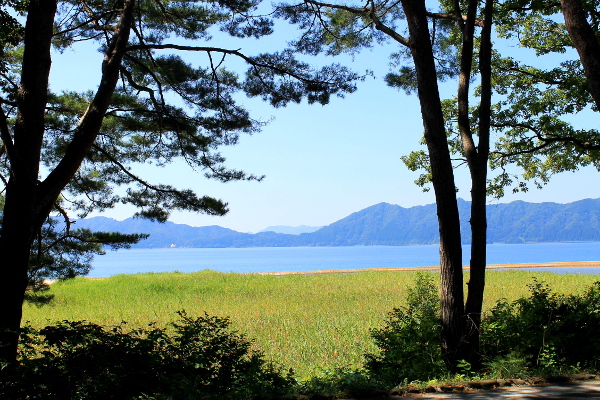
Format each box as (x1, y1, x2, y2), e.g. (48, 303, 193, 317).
(92, 144, 194, 196)
(119, 66, 161, 110)
(302, 0, 369, 15)
(368, 0, 409, 46)
(299, 0, 410, 46)
(426, 11, 484, 27)
(37, 0, 136, 225)
(0, 101, 17, 167)
(125, 44, 349, 85)
(492, 122, 600, 157)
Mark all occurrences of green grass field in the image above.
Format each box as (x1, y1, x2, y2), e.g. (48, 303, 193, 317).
(22, 269, 600, 378)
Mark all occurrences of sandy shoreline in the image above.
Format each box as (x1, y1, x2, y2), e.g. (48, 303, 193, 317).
(42, 261, 600, 284)
(252, 261, 600, 276)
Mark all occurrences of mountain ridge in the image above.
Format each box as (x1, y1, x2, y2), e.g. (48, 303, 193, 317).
(74, 198, 600, 248)
(259, 225, 323, 235)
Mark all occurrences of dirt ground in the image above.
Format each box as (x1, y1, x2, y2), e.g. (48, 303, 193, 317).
(403, 378, 600, 399)
(333, 376, 600, 400)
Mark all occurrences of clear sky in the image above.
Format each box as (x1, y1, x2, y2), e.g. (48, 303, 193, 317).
(48, 19, 600, 233)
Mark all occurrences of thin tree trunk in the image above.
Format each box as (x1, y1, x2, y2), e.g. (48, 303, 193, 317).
(400, 0, 465, 369)
(463, 172, 486, 369)
(456, 0, 486, 358)
(463, 0, 493, 370)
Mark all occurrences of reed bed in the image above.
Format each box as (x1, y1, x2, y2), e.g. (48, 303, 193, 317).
(23, 269, 600, 378)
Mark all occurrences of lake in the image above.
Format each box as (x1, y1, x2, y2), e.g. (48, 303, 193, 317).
(88, 242, 600, 277)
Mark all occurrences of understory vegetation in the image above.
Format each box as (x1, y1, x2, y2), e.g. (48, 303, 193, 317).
(2, 312, 294, 400)
(364, 273, 600, 388)
(5, 270, 600, 399)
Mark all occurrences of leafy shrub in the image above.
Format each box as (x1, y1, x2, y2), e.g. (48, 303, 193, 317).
(298, 366, 378, 398)
(482, 351, 530, 379)
(1, 311, 294, 400)
(364, 272, 444, 386)
(482, 279, 600, 371)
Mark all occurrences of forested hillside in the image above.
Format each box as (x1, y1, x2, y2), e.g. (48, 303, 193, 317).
(76, 198, 600, 248)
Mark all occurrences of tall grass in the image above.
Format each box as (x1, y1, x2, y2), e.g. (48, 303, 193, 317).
(23, 269, 600, 378)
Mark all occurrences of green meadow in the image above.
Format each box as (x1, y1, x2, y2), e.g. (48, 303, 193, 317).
(23, 269, 600, 378)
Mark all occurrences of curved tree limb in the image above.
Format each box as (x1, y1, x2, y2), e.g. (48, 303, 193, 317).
(0, 102, 16, 167)
(37, 0, 136, 225)
(368, 0, 410, 46)
(125, 44, 355, 85)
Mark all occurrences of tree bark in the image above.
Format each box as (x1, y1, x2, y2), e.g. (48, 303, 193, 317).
(455, 0, 493, 370)
(36, 0, 136, 224)
(0, 0, 58, 363)
(400, 0, 465, 369)
(0, 0, 135, 363)
(465, 0, 492, 370)
(561, 0, 600, 111)
(455, 0, 481, 369)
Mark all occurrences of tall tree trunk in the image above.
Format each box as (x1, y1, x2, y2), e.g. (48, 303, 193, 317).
(463, 171, 487, 369)
(453, 0, 493, 370)
(463, 0, 493, 370)
(0, 0, 57, 363)
(561, 0, 600, 111)
(0, 187, 40, 363)
(0, 0, 134, 363)
(400, 0, 465, 369)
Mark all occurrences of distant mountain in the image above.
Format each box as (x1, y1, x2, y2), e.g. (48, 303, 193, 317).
(259, 225, 323, 235)
(75, 198, 600, 248)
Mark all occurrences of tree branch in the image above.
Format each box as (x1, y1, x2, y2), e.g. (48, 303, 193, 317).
(122, 53, 167, 107)
(0, 77, 18, 97)
(302, 0, 369, 15)
(497, 64, 569, 86)
(43, 203, 73, 252)
(0, 102, 17, 167)
(286, 0, 411, 46)
(125, 44, 352, 84)
(456, 0, 477, 168)
(368, 0, 410, 46)
(92, 144, 192, 195)
(492, 122, 600, 153)
(119, 66, 161, 110)
(476, 0, 493, 170)
(37, 0, 136, 225)
(425, 11, 484, 27)
(53, 12, 119, 37)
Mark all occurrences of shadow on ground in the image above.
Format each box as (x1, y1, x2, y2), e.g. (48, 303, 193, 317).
(376, 378, 600, 400)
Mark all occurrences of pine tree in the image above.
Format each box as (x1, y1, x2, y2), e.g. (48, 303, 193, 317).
(0, 0, 358, 362)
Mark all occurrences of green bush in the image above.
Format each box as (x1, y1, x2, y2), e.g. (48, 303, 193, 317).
(298, 366, 378, 397)
(1, 311, 295, 400)
(482, 279, 600, 372)
(364, 275, 600, 386)
(482, 351, 530, 379)
(364, 272, 444, 386)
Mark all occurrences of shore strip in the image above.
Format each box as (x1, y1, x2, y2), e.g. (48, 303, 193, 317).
(251, 261, 600, 276)
(42, 261, 600, 284)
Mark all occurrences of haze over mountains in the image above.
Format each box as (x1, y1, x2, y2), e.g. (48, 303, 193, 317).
(75, 198, 600, 248)
(259, 225, 322, 235)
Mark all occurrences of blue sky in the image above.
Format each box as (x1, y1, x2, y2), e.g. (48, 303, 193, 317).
(48, 18, 600, 233)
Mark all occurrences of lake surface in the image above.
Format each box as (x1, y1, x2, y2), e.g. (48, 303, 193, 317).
(88, 242, 600, 277)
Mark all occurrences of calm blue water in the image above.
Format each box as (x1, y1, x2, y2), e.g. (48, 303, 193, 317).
(88, 242, 600, 277)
